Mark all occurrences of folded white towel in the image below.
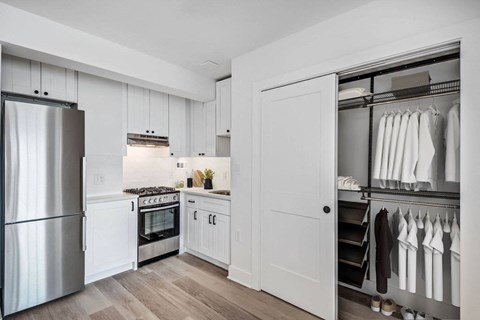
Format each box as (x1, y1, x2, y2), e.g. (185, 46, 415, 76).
(338, 87, 372, 100)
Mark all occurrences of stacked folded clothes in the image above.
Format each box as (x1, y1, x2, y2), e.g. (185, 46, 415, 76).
(338, 176, 361, 190)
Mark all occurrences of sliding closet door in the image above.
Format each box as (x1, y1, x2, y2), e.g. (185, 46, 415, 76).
(260, 74, 337, 320)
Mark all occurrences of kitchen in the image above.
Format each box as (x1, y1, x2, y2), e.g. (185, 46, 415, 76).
(0, 1, 479, 320)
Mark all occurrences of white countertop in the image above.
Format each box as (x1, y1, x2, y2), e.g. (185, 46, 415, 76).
(179, 187, 231, 200)
(87, 193, 138, 204)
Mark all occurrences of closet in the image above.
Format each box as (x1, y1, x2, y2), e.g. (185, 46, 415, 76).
(337, 47, 461, 319)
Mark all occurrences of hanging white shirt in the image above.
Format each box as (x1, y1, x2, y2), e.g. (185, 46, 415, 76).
(450, 215, 460, 307)
(445, 103, 460, 182)
(392, 112, 410, 182)
(430, 216, 444, 302)
(402, 111, 419, 188)
(397, 211, 408, 290)
(416, 109, 437, 190)
(406, 211, 418, 293)
(373, 113, 387, 182)
(379, 114, 394, 188)
(387, 112, 402, 189)
(422, 214, 434, 299)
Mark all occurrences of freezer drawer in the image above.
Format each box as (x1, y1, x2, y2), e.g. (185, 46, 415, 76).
(4, 100, 85, 224)
(3, 215, 85, 316)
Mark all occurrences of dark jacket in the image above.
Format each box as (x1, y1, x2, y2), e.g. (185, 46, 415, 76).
(374, 208, 394, 293)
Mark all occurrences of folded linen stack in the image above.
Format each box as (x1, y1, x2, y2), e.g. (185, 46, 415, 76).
(338, 176, 361, 190)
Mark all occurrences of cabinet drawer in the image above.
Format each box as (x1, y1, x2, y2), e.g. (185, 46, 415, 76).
(199, 197, 230, 216)
(185, 195, 199, 208)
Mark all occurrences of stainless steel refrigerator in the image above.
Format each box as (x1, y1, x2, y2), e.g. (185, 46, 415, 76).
(1, 98, 86, 316)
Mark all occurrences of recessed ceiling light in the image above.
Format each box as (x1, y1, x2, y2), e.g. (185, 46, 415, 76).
(200, 60, 219, 70)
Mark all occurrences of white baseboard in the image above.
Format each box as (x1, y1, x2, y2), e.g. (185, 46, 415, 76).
(227, 265, 256, 289)
(185, 248, 229, 270)
(85, 262, 135, 285)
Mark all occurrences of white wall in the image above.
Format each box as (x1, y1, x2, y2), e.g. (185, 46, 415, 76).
(0, 3, 214, 102)
(230, 0, 480, 318)
(123, 146, 231, 189)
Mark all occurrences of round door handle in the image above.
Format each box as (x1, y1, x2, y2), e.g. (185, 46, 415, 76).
(227, 129, 230, 133)
(34, 90, 39, 94)
(323, 206, 331, 214)
(43, 91, 48, 96)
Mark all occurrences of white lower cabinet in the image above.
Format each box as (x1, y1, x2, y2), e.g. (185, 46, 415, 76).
(85, 199, 137, 284)
(185, 195, 230, 265)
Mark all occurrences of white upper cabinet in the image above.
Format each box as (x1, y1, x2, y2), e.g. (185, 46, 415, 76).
(1, 54, 77, 102)
(191, 100, 216, 157)
(215, 78, 231, 136)
(41, 63, 77, 102)
(168, 95, 190, 157)
(127, 85, 169, 136)
(127, 85, 150, 135)
(78, 73, 126, 156)
(149, 90, 169, 137)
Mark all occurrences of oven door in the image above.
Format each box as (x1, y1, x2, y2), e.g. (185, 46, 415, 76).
(139, 203, 180, 241)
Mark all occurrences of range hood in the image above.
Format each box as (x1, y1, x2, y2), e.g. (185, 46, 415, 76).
(127, 133, 169, 147)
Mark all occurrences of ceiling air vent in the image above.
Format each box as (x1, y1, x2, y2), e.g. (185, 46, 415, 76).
(200, 60, 219, 70)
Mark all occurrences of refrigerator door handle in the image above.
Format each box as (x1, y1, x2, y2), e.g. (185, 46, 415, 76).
(82, 215, 87, 252)
(82, 157, 87, 211)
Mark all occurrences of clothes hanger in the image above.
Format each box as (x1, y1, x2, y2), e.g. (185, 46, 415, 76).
(416, 209, 424, 229)
(443, 211, 451, 233)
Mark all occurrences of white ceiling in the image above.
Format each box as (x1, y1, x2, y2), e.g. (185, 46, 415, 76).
(1, 0, 372, 79)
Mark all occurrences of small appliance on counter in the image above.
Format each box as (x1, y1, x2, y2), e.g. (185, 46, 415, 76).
(124, 186, 180, 266)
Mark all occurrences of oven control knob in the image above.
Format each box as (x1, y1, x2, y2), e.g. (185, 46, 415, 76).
(154, 198, 158, 203)
(143, 200, 148, 204)
(149, 199, 153, 204)
(159, 197, 164, 202)
(173, 195, 178, 201)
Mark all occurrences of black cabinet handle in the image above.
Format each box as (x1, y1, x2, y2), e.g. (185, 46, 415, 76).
(170, 153, 174, 156)
(213, 215, 216, 225)
(208, 214, 212, 224)
(146, 130, 149, 133)
(131, 201, 135, 212)
(34, 90, 39, 94)
(188, 200, 195, 203)
(43, 91, 48, 96)
(198, 153, 201, 156)
(194, 210, 197, 220)
(152, 131, 155, 134)
(227, 129, 230, 133)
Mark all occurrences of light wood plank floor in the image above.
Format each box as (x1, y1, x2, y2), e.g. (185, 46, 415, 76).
(8, 253, 391, 320)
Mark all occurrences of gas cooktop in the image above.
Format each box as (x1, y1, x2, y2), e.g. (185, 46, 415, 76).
(124, 186, 177, 197)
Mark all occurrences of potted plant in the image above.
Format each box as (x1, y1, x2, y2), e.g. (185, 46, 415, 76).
(203, 168, 214, 190)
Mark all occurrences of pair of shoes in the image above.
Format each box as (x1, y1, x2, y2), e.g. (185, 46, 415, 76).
(371, 296, 396, 316)
(401, 307, 433, 320)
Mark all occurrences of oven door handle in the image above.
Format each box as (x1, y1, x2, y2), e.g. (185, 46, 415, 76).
(140, 204, 179, 213)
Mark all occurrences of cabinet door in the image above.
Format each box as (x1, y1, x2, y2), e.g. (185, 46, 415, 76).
(216, 78, 231, 136)
(186, 208, 200, 251)
(190, 101, 206, 156)
(198, 210, 213, 256)
(168, 95, 189, 157)
(204, 100, 217, 157)
(41, 63, 77, 102)
(1, 54, 41, 97)
(78, 73, 125, 156)
(212, 214, 230, 264)
(127, 85, 150, 135)
(149, 90, 169, 136)
(85, 200, 137, 278)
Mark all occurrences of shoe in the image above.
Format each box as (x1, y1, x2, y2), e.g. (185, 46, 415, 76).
(370, 295, 382, 312)
(416, 312, 433, 320)
(381, 299, 396, 317)
(401, 307, 415, 320)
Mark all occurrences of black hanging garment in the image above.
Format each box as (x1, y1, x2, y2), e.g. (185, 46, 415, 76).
(374, 208, 394, 293)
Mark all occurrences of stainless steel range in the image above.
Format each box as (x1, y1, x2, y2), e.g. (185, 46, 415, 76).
(124, 186, 180, 265)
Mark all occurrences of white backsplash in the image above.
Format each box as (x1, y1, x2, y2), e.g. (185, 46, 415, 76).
(123, 146, 231, 189)
(86, 155, 124, 196)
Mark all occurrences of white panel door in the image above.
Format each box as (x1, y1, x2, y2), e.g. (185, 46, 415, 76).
(191, 100, 206, 156)
(198, 210, 213, 256)
(260, 74, 337, 320)
(41, 63, 77, 102)
(216, 78, 231, 136)
(186, 208, 200, 251)
(204, 100, 217, 157)
(212, 214, 230, 264)
(168, 95, 189, 157)
(149, 90, 169, 136)
(1, 55, 41, 97)
(127, 85, 150, 135)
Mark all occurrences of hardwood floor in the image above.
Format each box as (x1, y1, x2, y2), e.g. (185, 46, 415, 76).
(8, 254, 388, 320)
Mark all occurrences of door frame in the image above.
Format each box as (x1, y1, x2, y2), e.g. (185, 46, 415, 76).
(249, 39, 462, 319)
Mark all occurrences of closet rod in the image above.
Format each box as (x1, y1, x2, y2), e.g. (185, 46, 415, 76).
(360, 195, 460, 209)
(365, 90, 459, 108)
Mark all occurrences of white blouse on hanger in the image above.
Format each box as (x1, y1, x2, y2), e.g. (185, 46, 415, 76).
(401, 111, 419, 188)
(373, 113, 387, 182)
(387, 112, 402, 189)
(445, 103, 460, 182)
(416, 109, 437, 190)
(392, 111, 410, 183)
(422, 212, 434, 299)
(450, 214, 460, 307)
(431, 215, 444, 302)
(397, 211, 408, 290)
(380, 113, 394, 188)
(406, 210, 418, 293)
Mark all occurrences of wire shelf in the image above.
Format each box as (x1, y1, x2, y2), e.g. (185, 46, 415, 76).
(338, 79, 460, 110)
(359, 187, 460, 200)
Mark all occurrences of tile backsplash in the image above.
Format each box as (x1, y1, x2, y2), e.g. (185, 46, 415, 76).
(123, 146, 231, 189)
